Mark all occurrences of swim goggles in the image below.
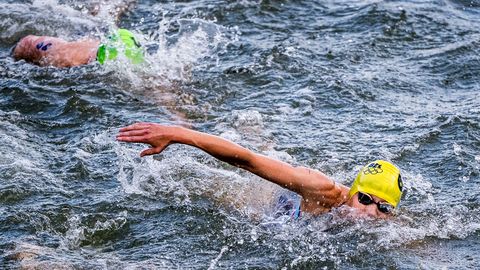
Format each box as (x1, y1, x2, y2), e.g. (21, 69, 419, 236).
(358, 192, 394, 214)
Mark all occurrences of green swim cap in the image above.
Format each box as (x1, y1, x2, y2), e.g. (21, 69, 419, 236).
(97, 29, 144, 65)
(349, 160, 403, 207)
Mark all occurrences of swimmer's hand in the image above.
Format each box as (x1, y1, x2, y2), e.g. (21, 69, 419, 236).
(117, 123, 178, 157)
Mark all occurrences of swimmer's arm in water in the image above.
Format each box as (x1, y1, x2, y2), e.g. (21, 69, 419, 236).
(117, 123, 348, 208)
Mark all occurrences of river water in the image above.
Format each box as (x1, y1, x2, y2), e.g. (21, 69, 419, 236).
(1, 0, 480, 269)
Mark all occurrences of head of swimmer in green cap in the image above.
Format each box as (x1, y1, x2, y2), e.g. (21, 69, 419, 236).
(97, 29, 144, 65)
(345, 160, 403, 218)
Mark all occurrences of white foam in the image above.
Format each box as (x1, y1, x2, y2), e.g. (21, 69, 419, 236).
(101, 17, 234, 92)
(0, 116, 64, 191)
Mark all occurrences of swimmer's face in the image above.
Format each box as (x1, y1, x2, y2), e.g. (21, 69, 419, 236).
(347, 192, 394, 219)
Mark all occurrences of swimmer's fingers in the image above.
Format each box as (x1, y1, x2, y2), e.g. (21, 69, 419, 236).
(117, 123, 160, 142)
(119, 122, 154, 132)
(117, 129, 149, 137)
(140, 145, 168, 157)
(116, 135, 147, 143)
(118, 123, 175, 157)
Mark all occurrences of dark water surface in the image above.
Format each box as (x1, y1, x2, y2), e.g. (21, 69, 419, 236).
(1, 0, 480, 269)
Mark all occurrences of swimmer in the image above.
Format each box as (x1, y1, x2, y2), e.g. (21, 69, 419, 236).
(11, 28, 144, 68)
(116, 123, 404, 219)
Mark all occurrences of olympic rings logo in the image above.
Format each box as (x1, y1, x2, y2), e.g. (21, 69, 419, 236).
(363, 163, 383, 175)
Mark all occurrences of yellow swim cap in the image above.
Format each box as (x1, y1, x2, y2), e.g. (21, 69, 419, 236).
(349, 160, 403, 207)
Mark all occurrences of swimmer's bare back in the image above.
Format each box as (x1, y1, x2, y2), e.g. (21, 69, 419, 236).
(13, 35, 100, 67)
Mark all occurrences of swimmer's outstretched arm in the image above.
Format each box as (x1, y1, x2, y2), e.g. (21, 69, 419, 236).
(117, 123, 349, 207)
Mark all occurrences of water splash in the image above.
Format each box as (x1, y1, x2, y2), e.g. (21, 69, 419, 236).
(101, 17, 235, 93)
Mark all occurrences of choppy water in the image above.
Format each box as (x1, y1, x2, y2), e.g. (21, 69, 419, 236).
(1, 0, 480, 269)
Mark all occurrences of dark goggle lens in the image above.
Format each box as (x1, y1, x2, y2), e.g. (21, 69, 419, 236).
(358, 192, 373, 205)
(377, 203, 394, 214)
(358, 192, 394, 214)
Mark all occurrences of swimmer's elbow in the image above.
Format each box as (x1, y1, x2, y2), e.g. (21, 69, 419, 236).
(225, 149, 256, 171)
